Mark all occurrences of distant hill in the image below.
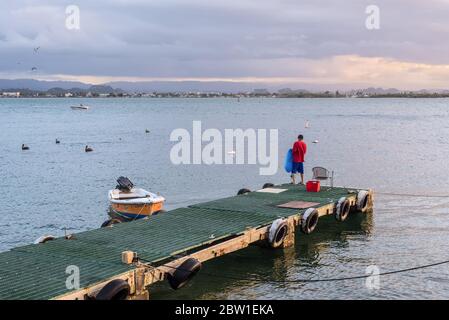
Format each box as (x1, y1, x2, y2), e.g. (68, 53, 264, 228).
(0, 79, 90, 91)
(0, 79, 448, 96)
(88, 85, 123, 94)
(363, 87, 401, 94)
(278, 88, 310, 94)
(0, 79, 261, 93)
(104, 81, 257, 93)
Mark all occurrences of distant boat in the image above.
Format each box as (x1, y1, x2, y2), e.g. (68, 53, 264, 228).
(70, 104, 89, 110)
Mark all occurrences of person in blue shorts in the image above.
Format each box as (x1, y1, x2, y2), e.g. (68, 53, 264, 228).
(291, 134, 307, 185)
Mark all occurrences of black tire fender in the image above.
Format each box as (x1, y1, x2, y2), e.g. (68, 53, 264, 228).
(268, 219, 288, 248)
(301, 208, 319, 234)
(262, 183, 275, 189)
(168, 258, 202, 290)
(95, 279, 130, 300)
(34, 235, 56, 244)
(335, 197, 350, 222)
(101, 218, 122, 228)
(237, 188, 251, 195)
(356, 190, 370, 213)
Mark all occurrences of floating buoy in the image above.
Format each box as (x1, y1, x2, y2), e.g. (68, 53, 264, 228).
(21, 144, 29, 150)
(313, 140, 319, 144)
(85, 145, 93, 152)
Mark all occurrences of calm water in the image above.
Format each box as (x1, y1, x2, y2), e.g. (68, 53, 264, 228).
(1, 97, 449, 299)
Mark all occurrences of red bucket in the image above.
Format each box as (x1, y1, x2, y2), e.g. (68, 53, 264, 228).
(306, 180, 321, 192)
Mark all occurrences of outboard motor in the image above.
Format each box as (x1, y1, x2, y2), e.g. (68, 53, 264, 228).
(116, 176, 134, 192)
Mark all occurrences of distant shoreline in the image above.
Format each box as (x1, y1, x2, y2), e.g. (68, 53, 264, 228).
(2, 95, 449, 99)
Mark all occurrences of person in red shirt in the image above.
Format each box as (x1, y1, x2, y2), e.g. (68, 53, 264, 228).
(291, 134, 307, 185)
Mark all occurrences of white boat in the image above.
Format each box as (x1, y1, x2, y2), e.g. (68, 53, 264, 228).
(108, 177, 165, 220)
(70, 104, 89, 110)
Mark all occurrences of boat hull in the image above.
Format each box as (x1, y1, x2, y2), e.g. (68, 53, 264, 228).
(70, 106, 89, 110)
(110, 202, 163, 220)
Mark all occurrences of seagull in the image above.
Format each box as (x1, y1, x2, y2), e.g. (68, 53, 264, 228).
(313, 140, 319, 144)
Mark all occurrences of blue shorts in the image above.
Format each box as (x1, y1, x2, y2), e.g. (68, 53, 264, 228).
(292, 162, 304, 174)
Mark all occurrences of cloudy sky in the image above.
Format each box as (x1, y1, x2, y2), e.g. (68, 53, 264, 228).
(1, 0, 449, 89)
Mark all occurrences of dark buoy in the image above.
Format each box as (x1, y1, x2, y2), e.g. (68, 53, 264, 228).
(85, 145, 93, 152)
(56, 139, 60, 144)
(21, 144, 29, 150)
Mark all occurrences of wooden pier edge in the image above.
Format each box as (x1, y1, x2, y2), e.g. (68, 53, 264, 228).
(55, 188, 374, 300)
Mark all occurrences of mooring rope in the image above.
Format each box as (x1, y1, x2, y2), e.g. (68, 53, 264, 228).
(140, 257, 449, 284)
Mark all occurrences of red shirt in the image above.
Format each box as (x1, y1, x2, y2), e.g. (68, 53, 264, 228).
(292, 140, 307, 163)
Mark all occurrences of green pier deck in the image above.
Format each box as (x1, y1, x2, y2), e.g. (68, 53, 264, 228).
(0, 184, 373, 300)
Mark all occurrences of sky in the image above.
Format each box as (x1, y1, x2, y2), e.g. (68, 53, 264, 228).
(1, 0, 449, 89)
